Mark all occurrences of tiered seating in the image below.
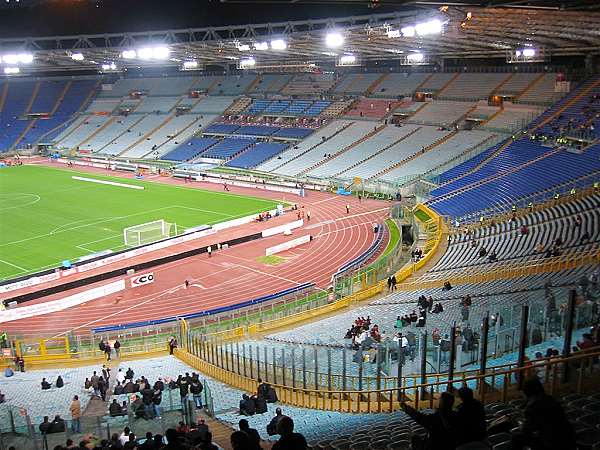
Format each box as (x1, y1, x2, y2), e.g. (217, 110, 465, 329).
(409, 101, 475, 126)
(344, 98, 400, 120)
(517, 73, 561, 105)
(247, 99, 271, 115)
(191, 96, 234, 114)
(371, 72, 430, 98)
(234, 125, 279, 136)
(435, 142, 504, 184)
(428, 141, 600, 218)
(346, 127, 452, 179)
(86, 98, 120, 113)
(281, 73, 336, 96)
(204, 123, 240, 134)
(150, 77, 196, 96)
(272, 127, 313, 139)
(226, 142, 289, 169)
(29, 80, 67, 113)
(308, 124, 421, 178)
(333, 73, 382, 95)
(482, 107, 539, 133)
(135, 96, 180, 113)
(248, 74, 293, 94)
(210, 74, 257, 95)
(160, 137, 217, 161)
(122, 114, 201, 158)
(78, 115, 139, 153)
(245, 99, 330, 116)
(418, 72, 456, 93)
(271, 121, 374, 175)
(321, 98, 356, 117)
(100, 114, 167, 156)
(54, 115, 112, 149)
(380, 130, 497, 182)
(439, 73, 510, 100)
(0, 80, 36, 151)
(201, 137, 256, 160)
(495, 73, 541, 96)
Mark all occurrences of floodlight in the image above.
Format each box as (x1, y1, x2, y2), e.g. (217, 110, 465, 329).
(407, 52, 424, 63)
(101, 62, 117, 71)
(183, 60, 198, 69)
(152, 46, 170, 59)
(270, 39, 287, 50)
(416, 19, 442, 36)
(522, 48, 535, 57)
(339, 55, 356, 65)
(253, 42, 268, 51)
(18, 53, 33, 64)
(4, 67, 19, 74)
(325, 32, 344, 48)
(137, 47, 154, 60)
(237, 44, 250, 51)
(2, 54, 18, 64)
(387, 29, 401, 38)
(121, 50, 137, 59)
(71, 53, 84, 61)
(240, 57, 256, 69)
(515, 50, 522, 57)
(401, 26, 415, 38)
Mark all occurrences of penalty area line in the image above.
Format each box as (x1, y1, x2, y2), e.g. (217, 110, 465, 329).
(0, 258, 28, 272)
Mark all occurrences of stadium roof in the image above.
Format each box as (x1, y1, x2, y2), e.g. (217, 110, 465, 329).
(1, 6, 600, 74)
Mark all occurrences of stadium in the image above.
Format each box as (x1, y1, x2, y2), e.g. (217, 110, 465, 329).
(0, 0, 600, 448)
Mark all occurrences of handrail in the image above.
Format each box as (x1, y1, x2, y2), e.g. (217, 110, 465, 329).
(176, 344, 600, 412)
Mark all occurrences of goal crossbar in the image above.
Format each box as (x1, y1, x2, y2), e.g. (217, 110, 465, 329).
(123, 219, 177, 247)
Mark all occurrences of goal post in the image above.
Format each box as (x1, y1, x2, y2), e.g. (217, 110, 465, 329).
(123, 219, 178, 247)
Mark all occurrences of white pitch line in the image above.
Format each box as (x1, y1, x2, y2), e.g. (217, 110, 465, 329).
(0, 259, 28, 272)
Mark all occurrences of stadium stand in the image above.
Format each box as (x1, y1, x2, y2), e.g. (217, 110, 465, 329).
(371, 72, 432, 98)
(332, 73, 384, 95)
(516, 73, 562, 105)
(281, 73, 336, 96)
(226, 142, 289, 169)
(344, 98, 401, 120)
(408, 100, 476, 126)
(160, 136, 218, 161)
(247, 73, 294, 94)
(439, 73, 510, 100)
(200, 137, 256, 160)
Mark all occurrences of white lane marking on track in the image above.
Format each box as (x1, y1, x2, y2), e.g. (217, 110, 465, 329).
(0, 259, 28, 272)
(228, 261, 303, 285)
(310, 197, 339, 205)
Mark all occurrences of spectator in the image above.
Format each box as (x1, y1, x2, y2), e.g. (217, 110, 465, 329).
(139, 432, 154, 450)
(455, 387, 486, 445)
(190, 376, 203, 409)
(401, 392, 457, 450)
(39, 416, 52, 435)
(511, 377, 575, 450)
(109, 399, 124, 417)
(0, 391, 5, 403)
(239, 419, 261, 450)
(163, 428, 184, 450)
(272, 416, 307, 450)
(153, 384, 163, 418)
(239, 394, 256, 416)
(4, 366, 14, 377)
(123, 433, 137, 450)
(117, 368, 126, 384)
(188, 418, 210, 445)
(178, 374, 190, 416)
(120, 427, 132, 446)
(56, 375, 64, 388)
(125, 367, 134, 380)
(114, 381, 124, 395)
(141, 383, 154, 419)
(70, 395, 81, 434)
(267, 407, 286, 436)
(50, 415, 66, 433)
(231, 430, 252, 450)
(114, 339, 121, 358)
(41, 378, 51, 390)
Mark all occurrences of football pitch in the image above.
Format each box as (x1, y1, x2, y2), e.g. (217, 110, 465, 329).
(0, 164, 280, 281)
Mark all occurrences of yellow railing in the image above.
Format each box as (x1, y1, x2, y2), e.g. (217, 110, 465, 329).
(176, 346, 600, 413)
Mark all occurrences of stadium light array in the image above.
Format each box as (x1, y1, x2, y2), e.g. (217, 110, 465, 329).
(237, 44, 251, 51)
(4, 67, 19, 74)
(240, 57, 256, 69)
(101, 62, 117, 71)
(401, 26, 415, 37)
(399, 19, 443, 38)
(182, 60, 199, 70)
(253, 42, 269, 51)
(325, 32, 344, 48)
(2, 53, 33, 64)
(71, 53, 84, 61)
(339, 55, 356, 65)
(270, 39, 287, 50)
(407, 52, 424, 63)
(120, 46, 170, 60)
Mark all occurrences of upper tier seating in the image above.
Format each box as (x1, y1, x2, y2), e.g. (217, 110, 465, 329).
(372, 72, 431, 98)
(53, 114, 111, 149)
(272, 127, 313, 139)
(517, 73, 561, 105)
(77, 115, 141, 153)
(333, 73, 382, 95)
(0, 80, 37, 151)
(344, 126, 452, 179)
(344, 99, 401, 120)
(408, 101, 475, 126)
(122, 114, 202, 158)
(86, 98, 120, 113)
(271, 120, 375, 176)
(99, 114, 168, 156)
(435, 142, 503, 185)
(201, 137, 256, 160)
(281, 73, 336, 96)
(210, 74, 257, 95)
(482, 107, 540, 133)
(191, 96, 235, 114)
(418, 72, 456, 92)
(380, 130, 497, 182)
(439, 73, 510, 100)
(307, 124, 422, 178)
(160, 137, 218, 161)
(134, 96, 180, 113)
(245, 99, 330, 116)
(247, 73, 294, 94)
(226, 142, 289, 169)
(495, 73, 541, 96)
(30, 80, 68, 114)
(204, 123, 240, 134)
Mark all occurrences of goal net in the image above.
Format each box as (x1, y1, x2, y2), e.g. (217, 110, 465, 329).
(123, 219, 177, 247)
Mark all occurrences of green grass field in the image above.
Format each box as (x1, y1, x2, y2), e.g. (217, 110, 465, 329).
(0, 165, 279, 281)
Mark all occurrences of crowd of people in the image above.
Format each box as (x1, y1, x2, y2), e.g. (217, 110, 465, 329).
(238, 379, 278, 416)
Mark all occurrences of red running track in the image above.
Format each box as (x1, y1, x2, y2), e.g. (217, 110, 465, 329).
(1, 161, 390, 338)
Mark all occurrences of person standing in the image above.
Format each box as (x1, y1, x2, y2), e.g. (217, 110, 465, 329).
(346, 204, 350, 214)
(207, 246, 212, 258)
(70, 395, 81, 434)
(190, 377, 203, 409)
(306, 211, 311, 222)
(114, 339, 121, 358)
(91, 371, 100, 397)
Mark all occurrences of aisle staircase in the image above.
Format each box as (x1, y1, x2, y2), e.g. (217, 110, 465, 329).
(117, 114, 174, 156)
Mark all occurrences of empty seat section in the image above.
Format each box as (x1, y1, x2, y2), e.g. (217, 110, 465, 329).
(333, 73, 382, 95)
(272, 127, 313, 139)
(101, 114, 167, 156)
(0, 80, 38, 151)
(440, 73, 509, 100)
(191, 96, 234, 114)
(249, 74, 293, 94)
(202, 137, 256, 159)
(345, 99, 400, 119)
(409, 101, 475, 126)
(204, 123, 241, 134)
(161, 137, 218, 161)
(54, 115, 112, 149)
(496, 73, 540, 96)
(226, 142, 288, 169)
(234, 125, 279, 136)
(86, 98, 120, 114)
(372, 73, 430, 98)
(282, 73, 336, 96)
(150, 77, 196, 96)
(210, 75, 257, 95)
(30, 80, 68, 113)
(135, 96, 180, 113)
(517, 73, 561, 105)
(79, 115, 140, 153)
